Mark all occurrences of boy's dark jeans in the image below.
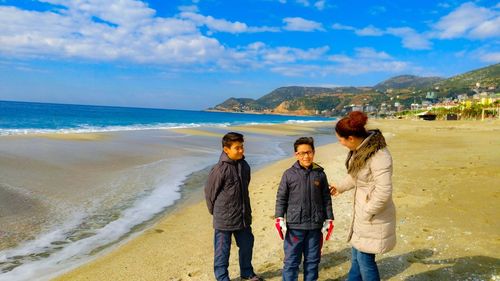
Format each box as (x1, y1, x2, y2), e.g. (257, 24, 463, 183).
(283, 228, 322, 281)
(214, 227, 255, 281)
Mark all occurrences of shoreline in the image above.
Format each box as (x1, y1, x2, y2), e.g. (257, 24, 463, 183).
(52, 119, 500, 281)
(53, 138, 348, 281)
(0, 122, 335, 280)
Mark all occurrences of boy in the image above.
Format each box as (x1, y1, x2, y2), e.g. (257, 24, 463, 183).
(275, 137, 334, 281)
(204, 132, 263, 281)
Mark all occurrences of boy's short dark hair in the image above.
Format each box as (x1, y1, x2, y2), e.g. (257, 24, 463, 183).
(222, 132, 244, 148)
(294, 137, 314, 152)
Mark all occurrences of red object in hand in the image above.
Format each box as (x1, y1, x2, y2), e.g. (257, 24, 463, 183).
(275, 218, 284, 240)
(325, 220, 334, 240)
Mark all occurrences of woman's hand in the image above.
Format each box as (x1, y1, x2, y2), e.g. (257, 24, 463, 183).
(329, 185, 339, 196)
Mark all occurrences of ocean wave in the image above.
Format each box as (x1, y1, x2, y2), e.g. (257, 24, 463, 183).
(284, 119, 334, 124)
(0, 119, 333, 136)
(0, 123, 232, 136)
(0, 156, 214, 281)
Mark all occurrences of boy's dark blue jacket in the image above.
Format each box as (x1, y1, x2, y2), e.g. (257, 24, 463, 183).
(275, 161, 334, 230)
(205, 152, 252, 231)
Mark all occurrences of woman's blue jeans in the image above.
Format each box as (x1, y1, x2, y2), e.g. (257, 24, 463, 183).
(347, 247, 380, 281)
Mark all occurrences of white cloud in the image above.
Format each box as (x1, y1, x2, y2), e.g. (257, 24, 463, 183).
(355, 25, 384, 36)
(270, 47, 411, 77)
(283, 17, 324, 31)
(332, 23, 431, 50)
(178, 5, 199, 13)
(43, 0, 156, 27)
(437, 2, 451, 9)
(331, 2, 499, 50)
(314, 0, 326, 10)
(368, 5, 387, 15)
(296, 0, 310, 6)
(0, 1, 287, 69)
(331, 23, 355, 31)
(479, 52, 500, 63)
(271, 64, 327, 77)
(277, 0, 329, 10)
(179, 12, 249, 33)
(261, 46, 329, 63)
(432, 2, 500, 39)
(327, 47, 410, 75)
(228, 43, 329, 68)
(355, 47, 391, 59)
(469, 16, 500, 39)
(0, 5, 228, 64)
(179, 12, 279, 33)
(386, 27, 432, 50)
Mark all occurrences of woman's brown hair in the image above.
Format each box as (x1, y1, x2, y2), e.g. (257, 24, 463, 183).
(335, 111, 369, 138)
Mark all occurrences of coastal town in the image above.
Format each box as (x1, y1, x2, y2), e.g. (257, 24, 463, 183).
(335, 82, 499, 120)
(212, 64, 500, 120)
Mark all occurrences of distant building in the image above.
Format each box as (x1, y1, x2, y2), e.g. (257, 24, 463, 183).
(352, 105, 363, 112)
(411, 103, 420, 110)
(364, 105, 376, 112)
(422, 100, 432, 109)
(425, 92, 437, 99)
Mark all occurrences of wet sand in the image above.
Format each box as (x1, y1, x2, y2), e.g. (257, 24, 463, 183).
(47, 119, 500, 280)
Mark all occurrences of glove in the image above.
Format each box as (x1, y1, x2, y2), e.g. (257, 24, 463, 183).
(322, 219, 334, 240)
(275, 217, 287, 240)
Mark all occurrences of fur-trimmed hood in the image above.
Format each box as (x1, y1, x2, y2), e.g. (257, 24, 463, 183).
(346, 129, 387, 176)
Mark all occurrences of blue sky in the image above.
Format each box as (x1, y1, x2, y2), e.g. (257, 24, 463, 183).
(0, 0, 499, 110)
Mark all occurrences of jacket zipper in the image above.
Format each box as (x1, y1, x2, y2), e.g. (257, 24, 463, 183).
(237, 162, 246, 228)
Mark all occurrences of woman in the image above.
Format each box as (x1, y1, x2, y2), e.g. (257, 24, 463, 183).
(330, 111, 396, 281)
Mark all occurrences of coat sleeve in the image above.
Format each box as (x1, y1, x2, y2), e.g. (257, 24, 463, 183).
(336, 173, 355, 193)
(275, 172, 289, 218)
(364, 149, 393, 216)
(204, 165, 223, 215)
(322, 173, 334, 220)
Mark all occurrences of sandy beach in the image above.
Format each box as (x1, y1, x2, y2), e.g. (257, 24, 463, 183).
(50, 119, 500, 280)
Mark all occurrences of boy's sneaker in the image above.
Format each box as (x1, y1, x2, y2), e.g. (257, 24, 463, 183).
(241, 274, 264, 281)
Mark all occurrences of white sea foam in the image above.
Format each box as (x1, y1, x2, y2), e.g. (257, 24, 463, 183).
(0, 119, 334, 136)
(0, 128, 317, 281)
(0, 123, 233, 136)
(284, 119, 333, 124)
(0, 156, 214, 281)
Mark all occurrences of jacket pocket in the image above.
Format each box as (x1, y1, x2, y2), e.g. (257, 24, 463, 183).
(286, 207, 302, 223)
(311, 205, 325, 223)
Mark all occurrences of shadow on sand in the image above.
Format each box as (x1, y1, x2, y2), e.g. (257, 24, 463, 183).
(258, 248, 499, 280)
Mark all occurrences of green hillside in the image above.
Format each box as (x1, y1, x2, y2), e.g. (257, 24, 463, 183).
(432, 63, 500, 97)
(374, 75, 444, 91)
(256, 86, 335, 108)
(210, 63, 499, 115)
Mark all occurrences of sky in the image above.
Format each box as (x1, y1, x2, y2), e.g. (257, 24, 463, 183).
(0, 0, 499, 110)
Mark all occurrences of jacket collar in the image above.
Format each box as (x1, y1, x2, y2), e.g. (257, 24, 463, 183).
(292, 160, 324, 171)
(346, 129, 387, 176)
(219, 152, 245, 164)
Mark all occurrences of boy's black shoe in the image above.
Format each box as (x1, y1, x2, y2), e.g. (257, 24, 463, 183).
(241, 274, 264, 281)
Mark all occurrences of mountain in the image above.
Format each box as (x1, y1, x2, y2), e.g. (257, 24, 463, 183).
(374, 75, 444, 91)
(210, 64, 499, 115)
(255, 86, 335, 108)
(433, 63, 500, 97)
(211, 97, 261, 112)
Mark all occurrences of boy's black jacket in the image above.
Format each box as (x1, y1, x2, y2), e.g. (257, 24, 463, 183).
(205, 152, 252, 231)
(275, 161, 334, 230)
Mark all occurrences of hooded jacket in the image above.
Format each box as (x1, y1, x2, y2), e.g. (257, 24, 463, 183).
(205, 152, 252, 231)
(275, 161, 334, 230)
(337, 129, 396, 254)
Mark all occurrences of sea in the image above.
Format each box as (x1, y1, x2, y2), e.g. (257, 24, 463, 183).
(0, 100, 332, 135)
(0, 100, 334, 280)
